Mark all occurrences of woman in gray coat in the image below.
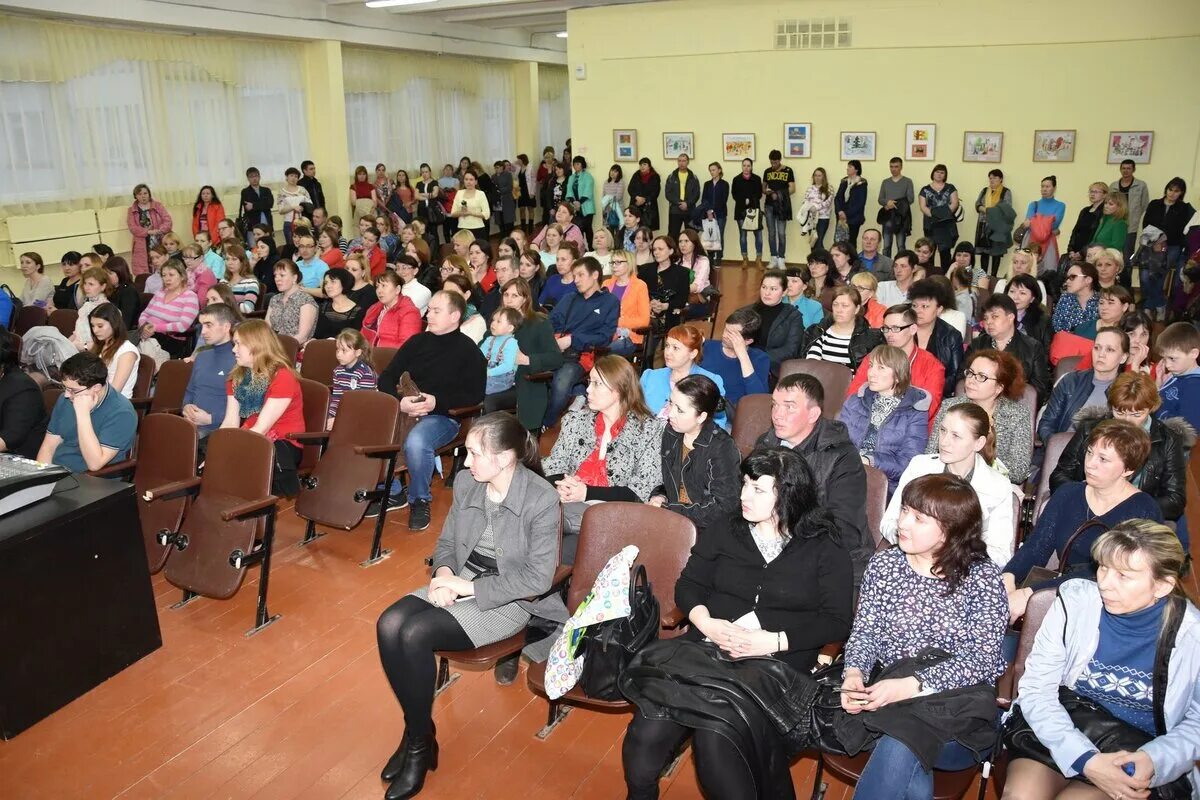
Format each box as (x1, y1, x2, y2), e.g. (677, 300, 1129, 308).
(375, 413, 563, 800)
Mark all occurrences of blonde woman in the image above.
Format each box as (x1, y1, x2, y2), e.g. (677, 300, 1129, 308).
(992, 246, 1048, 300)
(1093, 192, 1128, 253)
(585, 228, 615, 275)
(850, 272, 886, 328)
(1094, 247, 1125, 290)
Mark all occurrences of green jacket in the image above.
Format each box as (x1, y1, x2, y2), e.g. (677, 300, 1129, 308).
(514, 316, 564, 430)
(565, 170, 596, 216)
(1093, 215, 1128, 250)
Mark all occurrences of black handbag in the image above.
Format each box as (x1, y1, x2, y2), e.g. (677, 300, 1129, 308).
(1021, 520, 1109, 590)
(1003, 596, 1191, 799)
(578, 564, 660, 701)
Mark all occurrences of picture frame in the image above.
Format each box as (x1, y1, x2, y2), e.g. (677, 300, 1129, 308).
(783, 122, 812, 159)
(962, 131, 1004, 163)
(612, 129, 637, 162)
(904, 123, 936, 161)
(1107, 131, 1153, 164)
(662, 132, 695, 160)
(840, 131, 876, 161)
(1033, 130, 1076, 162)
(722, 133, 756, 162)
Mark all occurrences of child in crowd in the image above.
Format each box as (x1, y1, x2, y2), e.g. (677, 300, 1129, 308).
(948, 264, 976, 328)
(180, 243, 217, 300)
(327, 329, 377, 429)
(1155, 321, 1200, 430)
(480, 307, 522, 396)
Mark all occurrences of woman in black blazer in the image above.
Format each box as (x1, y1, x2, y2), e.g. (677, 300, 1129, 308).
(0, 330, 48, 459)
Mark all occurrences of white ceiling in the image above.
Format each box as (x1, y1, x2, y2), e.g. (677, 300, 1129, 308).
(322, 0, 654, 36)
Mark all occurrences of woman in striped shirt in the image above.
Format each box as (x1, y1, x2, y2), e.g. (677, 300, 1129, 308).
(138, 261, 200, 359)
(222, 248, 260, 315)
(802, 285, 883, 373)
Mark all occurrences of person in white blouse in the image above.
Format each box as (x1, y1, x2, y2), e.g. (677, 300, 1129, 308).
(880, 401, 1015, 566)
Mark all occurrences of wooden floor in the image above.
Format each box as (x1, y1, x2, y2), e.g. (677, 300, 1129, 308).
(0, 265, 999, 799)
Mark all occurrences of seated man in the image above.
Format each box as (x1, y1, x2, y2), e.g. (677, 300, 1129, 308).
(965, 294, 1051, 403)
(542, 256, 620, 427)
(874, 248, 916, 308)
(700, 306, 770, 417)
(38, 352, 136, 473)
(181, 303, 238, 438)
(846, 303, 944, 429)
(379, 291, 486, 531)
(478, 254, 519, 324)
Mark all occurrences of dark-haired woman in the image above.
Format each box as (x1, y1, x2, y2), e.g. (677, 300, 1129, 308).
(1141, 177, 1195, 315)
(840, 473, 1008, 800)
(191, 185, 225, 239)
(105, 256, 141, 331)
(492, 277, 563, 430)
(18, 252, 52, 310)
(917, 164, 960, 270)
(89, 304, 138, 398)
(313, 268, 365, 340)
(732, 158, 763, 266)
(50, 251, 83, 312)
(835, 160, 868, 248)
(376, 413, 563, 799)
(1005, 273, 1053, 355)
(0, 329, 47, 458)
(647, 374, 741, 534)
(627, 158, 661, 231)
(623, 447, 854, 799)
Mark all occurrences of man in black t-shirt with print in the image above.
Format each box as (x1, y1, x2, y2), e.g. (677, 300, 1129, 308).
(762, 149, 796, 269)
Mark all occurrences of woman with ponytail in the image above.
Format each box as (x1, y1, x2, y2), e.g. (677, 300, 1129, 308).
(374, 412, 565, 800)
(881, 402, 1015, 566)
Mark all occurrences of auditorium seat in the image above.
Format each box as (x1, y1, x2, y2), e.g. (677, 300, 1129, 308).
(732, 393, 772, 457)
(299, 338, 338, 387)
(779, 358, 851, 418)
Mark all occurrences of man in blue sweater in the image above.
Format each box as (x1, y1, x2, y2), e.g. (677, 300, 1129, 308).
(543, 256, 620, 426)
(700, 307, 770, 420)
(182, 303, 237, 437)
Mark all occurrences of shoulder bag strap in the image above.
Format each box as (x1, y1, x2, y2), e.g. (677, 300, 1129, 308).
(1152, 595, 1186, 735)
(1057, 518, 1109, 575)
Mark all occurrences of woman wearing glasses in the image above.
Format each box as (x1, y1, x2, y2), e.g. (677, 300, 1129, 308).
(927, 349, 1033, 484)
(601, 250, 650, 357)
(1051, 261, 1100, 340)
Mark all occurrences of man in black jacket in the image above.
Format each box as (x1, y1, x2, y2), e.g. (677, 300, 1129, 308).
(966, 294, 1051, 402)
(298, 160, 325, 222)
(663, 153, 700, 240)
(754, 373, 872, 587)
(238, 167, 274, 243)
(908, 278, 963, 400)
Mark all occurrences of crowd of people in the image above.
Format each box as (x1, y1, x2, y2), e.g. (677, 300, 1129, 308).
(3, 141, 1200, 800)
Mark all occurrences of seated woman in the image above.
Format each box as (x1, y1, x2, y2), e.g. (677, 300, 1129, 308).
(851, 271, 887, 328)
(317, 225, 345, 270)
(442, 273, 486, 343)
(1049, 372, 1190, 522)
(802, 285, 884, 373)
(343, 253, 379, 310)
(222, 248, 261, 315)
(1004, 420, 1163, 619)
(466, 239, 497, 293)
(220, 319, 306, 496)
(266, 261, 318, 346)
(539, 240, 579, 308)
(72, 267, 112, 350)
(1053, 282, 1133, 367)
(484, 278, 564, 431)
(49, 251, 82, 311)
(542, 355, 664, 562)
(840, 473, 1008, 800)
(639, 324, 727, 430)
(0, 330, 48, 458)
(88, 304, 139, 398)
(19, 251, 53, 310)
(601, 249, 650, 357)
(749, 269, 806, 375)
(394, 255, 432, 315)
(518, 247, 546, 303)
(361, 270, 422, 350)
(884, 402, 1014, 566)
(104, 256, 140, 331)
(138, 262, 200, 360)
(1003, 520, 1200, 800)
(647, 374, 741, 533)
(1006, 273, 1053, 356)
(1038, 327, 1130, 443)
(837, 344, 931, 495)
(1050, 262, 1101, 359)
(313, 268, 366, 340)
(928, 349, 1033, 484)
(374, 413, 563, 800)
(623, 447, 853, 800)
(783, 265, 825, 328)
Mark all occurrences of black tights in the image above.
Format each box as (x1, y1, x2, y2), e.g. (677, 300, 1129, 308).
(980, 253, 1002, 277)
(623, 714, 757, 800)
(376, 595, 473, 737)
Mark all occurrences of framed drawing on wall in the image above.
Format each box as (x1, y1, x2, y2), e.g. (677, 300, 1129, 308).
(840, 131, 876, 161)
(613, 129, 637, 162)
(1033, 130, 1076, 162)
(1107, 131, 1153, 164)
(963, 131, 1003, 163)
(722, 133, 756, 162)
(784, 123, 811, 158)
(663, 132, 695, 160)
(905, 123, 936, 161)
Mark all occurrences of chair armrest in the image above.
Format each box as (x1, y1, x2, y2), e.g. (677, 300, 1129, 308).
(156, 406, 183, 416)
(142, 476, 202, 502)
(130, 396, 153, 410)
(660, 606, 686, 629)
(354, 442, 406, 458)
(289, 431, 332, 445)
(819, 642, 844, 660)
(88, 458, 138, 480)
(527, 371, 554, 384)
(220, 495, 280, 522)
(630, 326, 650, 337)
(447, 403, 484, 419)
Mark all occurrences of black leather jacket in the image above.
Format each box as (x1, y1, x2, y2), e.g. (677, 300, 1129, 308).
(800, 316, 884, 374)
(651, 419, 742, 533)
(964, 330, 1051, 402)
(923, 317, 964, 399)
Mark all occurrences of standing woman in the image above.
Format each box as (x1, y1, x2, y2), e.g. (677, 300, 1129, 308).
(805, 167, 834, 250)
(1141, 177, 1195, 315)
(266, 261, 318, 346)
(698, 161, 729, 266)
(373, 163, 395, 216)
(393, 170, 416, 218)
(19, 252, 53, 310)
(627, 157, 661, 232)
(451, 170, 491, 242)
(1093, 192, 1128, 251)
(732, 158, 763, 267)
(126, 184, 172, 277)
(1020, 176, 1067, 273)
(517, 154, 538, 234)
(414, 163, 441, 246)
(917, 163, 960, 270)
(375, 414, 562, 800)
(565, 156, 596, 250)
(349, 166, 379, 224)
(1066, 182, 1108, 262)
(973, 168, 1014, 279)
(600, 164, 626, 246)
(835, 160, 868, 248)
(221, 319, 306, 496)
(138, 262, 200, 360)
(88, 304, 138, 398)
(191, 186, 225, 239)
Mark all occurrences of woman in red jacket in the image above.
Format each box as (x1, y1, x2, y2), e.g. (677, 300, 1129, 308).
(191, 185, 226, 239)
(361, 270, 423, 349)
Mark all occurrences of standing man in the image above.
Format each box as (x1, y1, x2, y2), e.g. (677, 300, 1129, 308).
(878, 156, 915, 257)
(762, 150, 796, 269)
(857, 228, 893, 278)
(299, 160, 326, 222)
(1110, 159, 1149, 264)
(846, 303, 945, 427)
(664, 153, 700, 241)
(181, 303, 237, 439)
(239, 167, 274, 245)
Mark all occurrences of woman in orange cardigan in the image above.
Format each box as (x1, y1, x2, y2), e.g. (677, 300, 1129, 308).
(851, 271, 887, 329)
(602, 248, 650, 357)
(191, 186, 226, 239)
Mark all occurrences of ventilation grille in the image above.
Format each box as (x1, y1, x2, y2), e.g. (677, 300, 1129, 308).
(775, 18, 851, 49)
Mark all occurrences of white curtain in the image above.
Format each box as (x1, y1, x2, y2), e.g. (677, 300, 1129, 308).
(0, 15, 309, 215)
(539, 65, 570, 155)
(343, 47, 515, 172)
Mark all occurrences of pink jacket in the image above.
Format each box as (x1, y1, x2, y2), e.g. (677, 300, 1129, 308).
(127, 201, 173, 276)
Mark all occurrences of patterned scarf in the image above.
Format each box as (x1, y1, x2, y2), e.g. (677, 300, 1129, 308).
(233, 370, 271, 418)
(868, 393, 902, 428)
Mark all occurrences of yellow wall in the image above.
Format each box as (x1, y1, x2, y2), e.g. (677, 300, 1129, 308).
(567, 0, 1200, 261)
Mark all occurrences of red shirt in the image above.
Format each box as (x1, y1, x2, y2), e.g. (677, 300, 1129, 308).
(478, 266, 497, 293)
(366, 246, 386, 278)
(320, 248, 345, 269)
(847, 346, 945, 431)
(227, 368, 306, 449)
(575, 414, 626, 487)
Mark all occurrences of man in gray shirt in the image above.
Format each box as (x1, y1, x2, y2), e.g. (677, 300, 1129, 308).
(1110, 159, 1149, 262)
(878, 156, 915, 257)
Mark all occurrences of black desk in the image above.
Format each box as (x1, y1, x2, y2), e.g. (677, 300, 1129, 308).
(0, 475, 161, 738)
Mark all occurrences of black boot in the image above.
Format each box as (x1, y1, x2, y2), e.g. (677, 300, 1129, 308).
(384, 732, 439, 799)
(493, 653, 520, 685)
(380, 723, 435, 782)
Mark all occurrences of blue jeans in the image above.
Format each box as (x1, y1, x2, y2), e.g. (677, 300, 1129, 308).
(765, 206, 787, 259)
(283, 221, 294, 246)
(739, 224, 763, 257)
(853, 736, 983, 800)
(608, 336, 639, 356)
(814, 218, 830, 250)
(1143, 245, 1184, 311)
(399, 414, 460, 503)
(543, 361, 585, 427)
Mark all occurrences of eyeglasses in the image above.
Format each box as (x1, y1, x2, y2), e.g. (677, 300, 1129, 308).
(1111, 408, 1148, 420)
(610, 259, 627, 266)
(879, 323, 914, 334)
(62, 384, 90, 397)
(1065, 273, 1082, 281)
(963, 368, 997, 384)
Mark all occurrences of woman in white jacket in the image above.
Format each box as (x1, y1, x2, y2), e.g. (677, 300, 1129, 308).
(881, 401, 1015, 566)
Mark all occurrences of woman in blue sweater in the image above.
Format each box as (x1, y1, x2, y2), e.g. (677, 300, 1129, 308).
(1021, 175, 1068, 272)
(639, 323, 728, 430)
(1003, 419, 1162, 620)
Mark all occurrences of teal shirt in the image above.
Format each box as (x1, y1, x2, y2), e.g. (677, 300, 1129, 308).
(785, 294, 825, 328)
(566, 171, 596, 216)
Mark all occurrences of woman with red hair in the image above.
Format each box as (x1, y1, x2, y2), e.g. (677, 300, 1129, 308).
(638, 324, 728, 430)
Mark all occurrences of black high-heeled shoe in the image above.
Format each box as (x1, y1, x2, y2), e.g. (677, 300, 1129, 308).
(384, 732, 439, 800)
(380, 723, 435, 782)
